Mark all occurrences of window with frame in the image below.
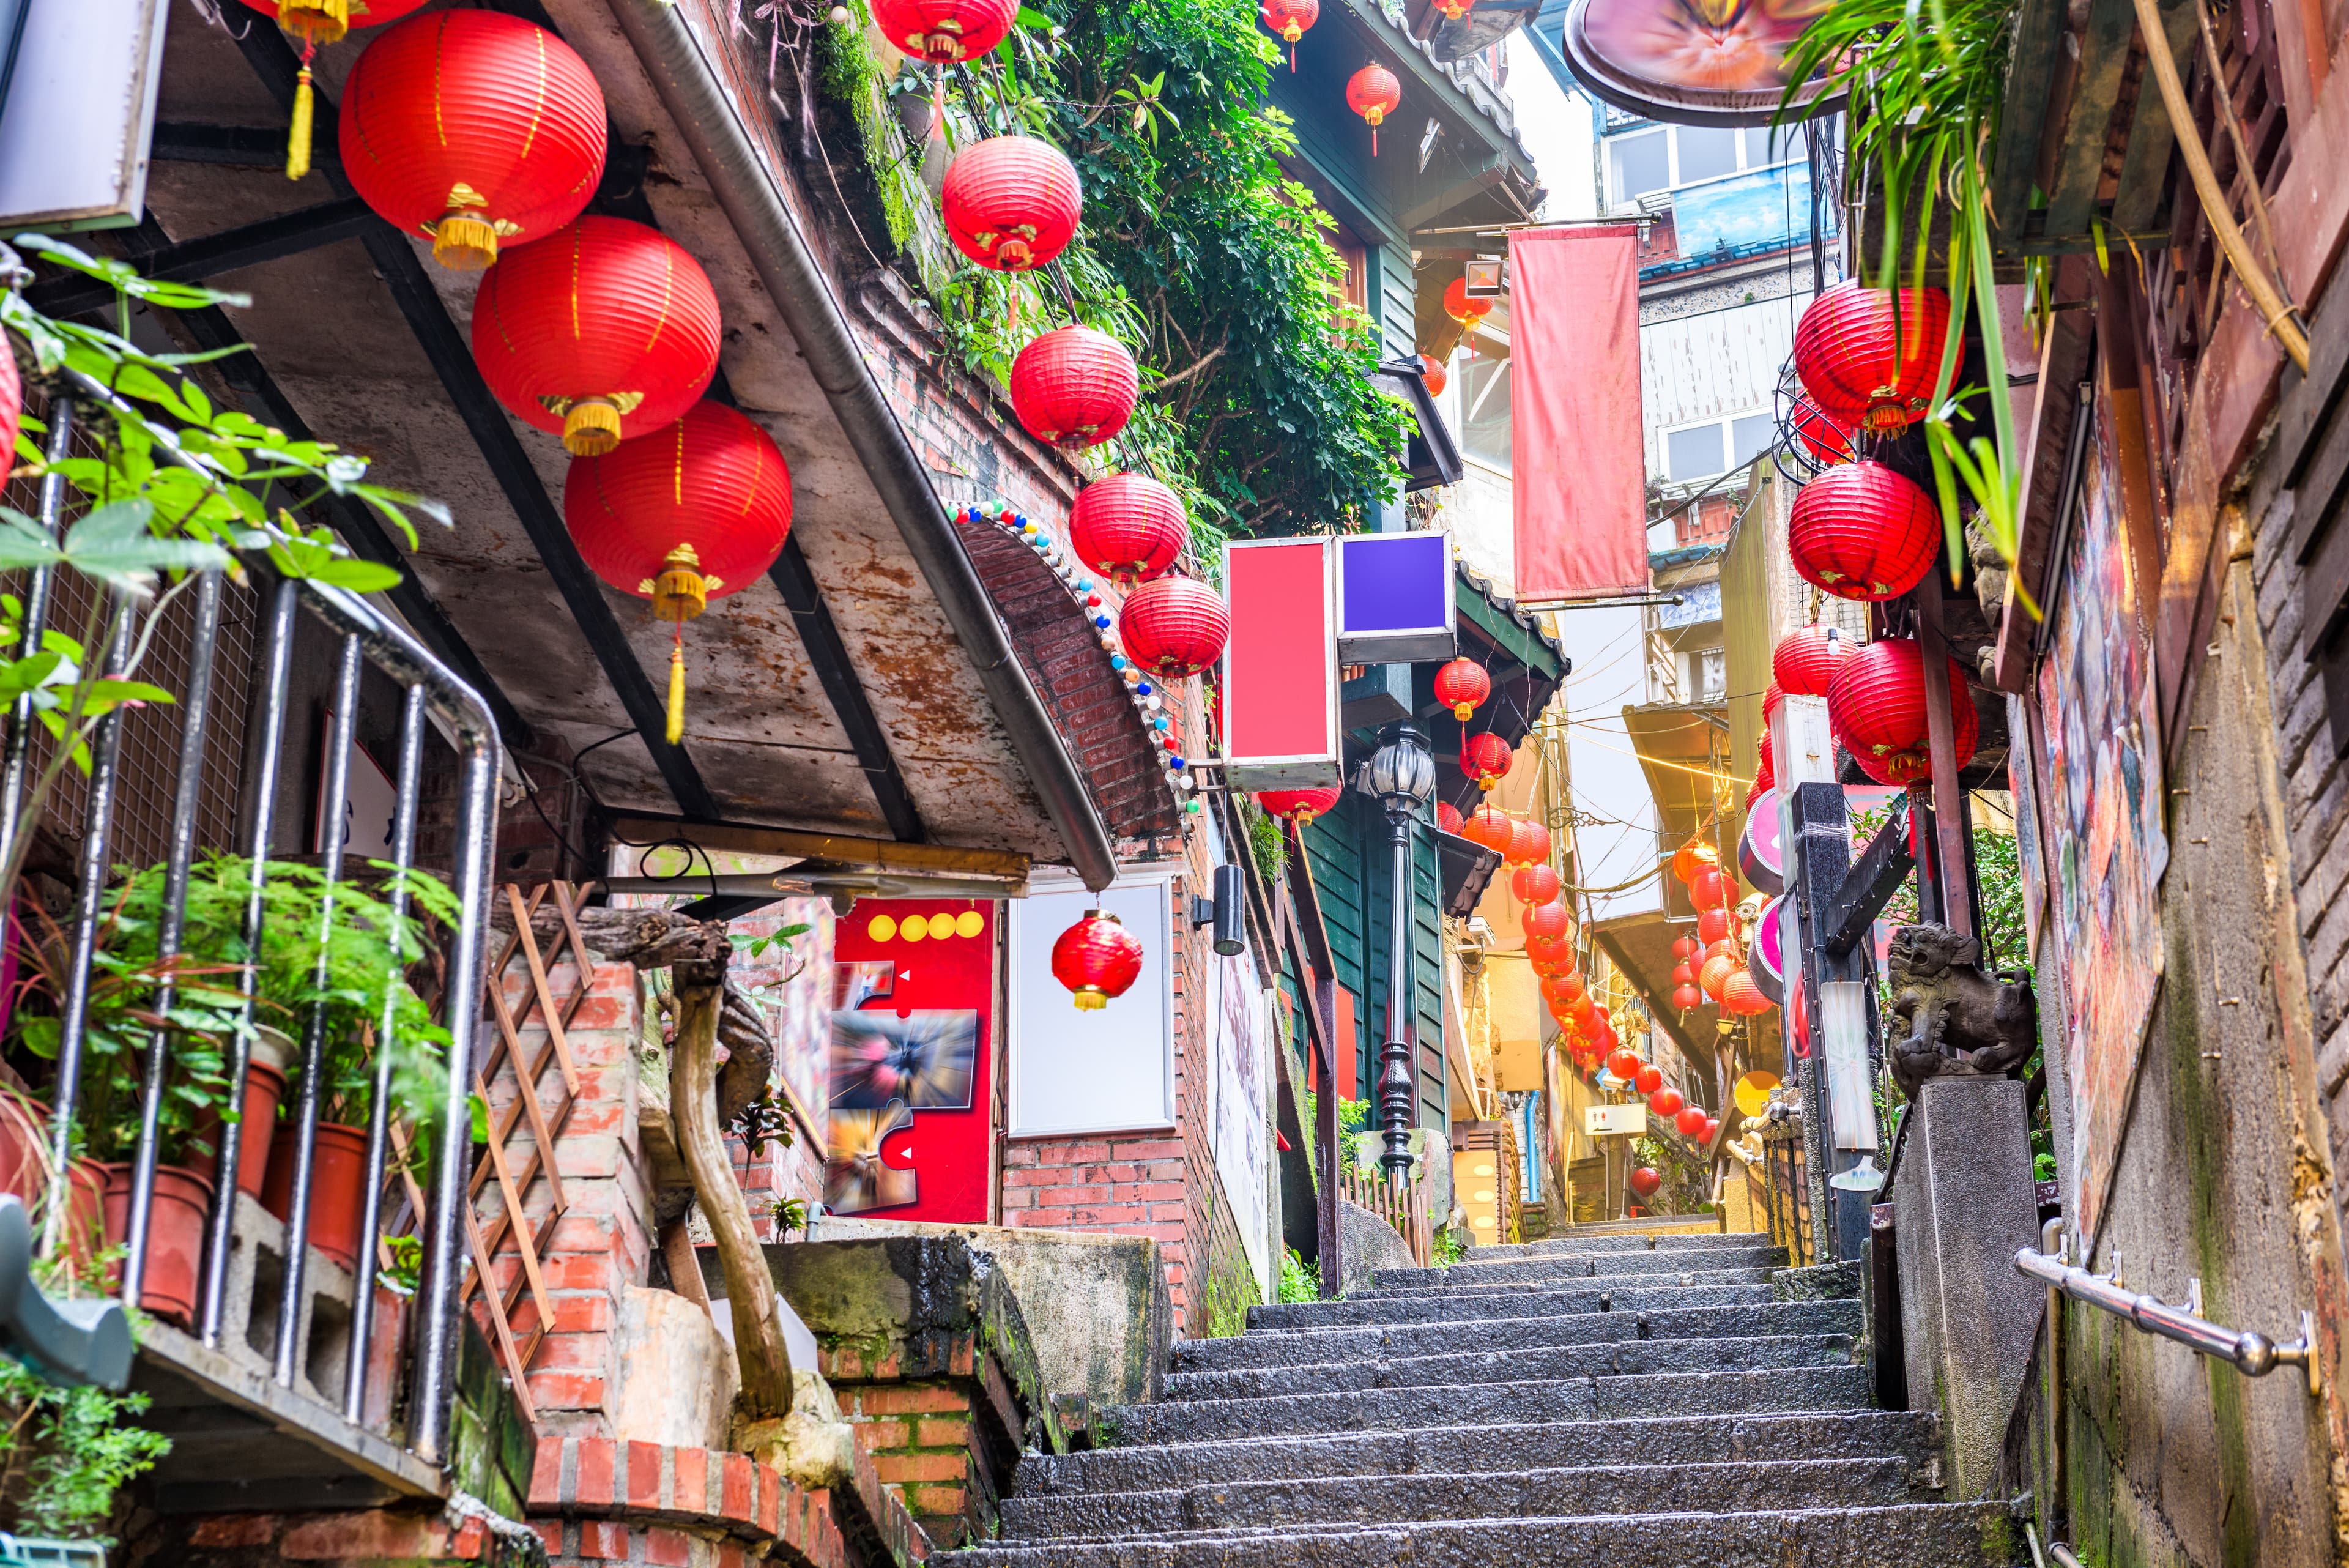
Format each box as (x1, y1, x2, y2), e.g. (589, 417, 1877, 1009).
(1660, 409, 1776, 481)
(1605, 121, 1819, 210)
(1460, 334, 1511, 473)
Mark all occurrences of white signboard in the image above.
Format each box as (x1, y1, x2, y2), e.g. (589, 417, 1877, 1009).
(1208, 957, 1271, 1300)
(1584, 1102, 1649, 1138)
(0, 0, 171, 232)
(1006, 874, 1175, 1137)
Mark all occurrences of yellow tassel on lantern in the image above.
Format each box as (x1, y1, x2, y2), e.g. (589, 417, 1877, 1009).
(280, 0, 352, 45)
(666, 636, 686, 746)
(287, 66, 316, 182)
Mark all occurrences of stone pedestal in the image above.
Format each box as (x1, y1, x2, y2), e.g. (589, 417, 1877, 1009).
(1891, 1077, 2044, 1499)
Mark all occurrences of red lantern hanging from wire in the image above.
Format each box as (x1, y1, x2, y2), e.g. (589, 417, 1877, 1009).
(942, 136, 1082, 273)
(1011, 325, 1139, 449)
(1419, 352, 1448, 398)
(1671, 934, 1699, 960)
(1671, 961, 1694, 988)
(1673, 984, 1704, 1011)
(1789, 394, 1860, 465)
(1436, 801, 1464, 836)
(1462, 803, 1515, 853)
(1345, 62, 1401, 155)
(869, 0, 1018, 61)
(1460, 731, 1513, 792)
(1690, 868, 1729, 912)
(1256, 786, 1343, 827)
(1696, 905, 1732, 945)
(1260, 0, 1318, 69)
(1628, 1167, 1663, 1198)
(1789, 461, 1941, 603)
(1443, 275, 1493, 332)
(1648, 1087, 1685, 1118)
(1762, 680, 1784, 725)
(1773, 624, 1854, 697)
(1672, 841, 1718, 884)
(1509, 817, 1552, 868)
(1633, 1065, 1663, 1096)
(564, 401, 793, 745)
(1606, 1047, 1644, 1080)
(1051, 909, 1145, 1011)
(472, 217, 722, 456)
(1523, 899, 1575, 943)
(1433, 656, 1491, 720)
(1543, 967, 1583, 1004)
(1674, 1104, 1709, 1137)
(1723, 969, 1775, 1016)
(1511, 864, 1562, 904)
(1794, 280, 1952, 436)
(1524, 931, 1573, 972)
(337, 10, 607, 266)
(1827, 636, 1977, 784)
(1071, 473, 1188, 587)
(1118, 576, 1230, 681)
(1699, 953, 1737, 1000)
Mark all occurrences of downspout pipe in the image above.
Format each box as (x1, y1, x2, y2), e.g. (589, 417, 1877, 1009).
(606, 0, 1119, 893)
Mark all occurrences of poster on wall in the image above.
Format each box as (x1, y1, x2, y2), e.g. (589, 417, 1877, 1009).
(822, 901, 996, 1222)
(1209, 957, 1272, 1298)
(2037, 422, 2169, 1247)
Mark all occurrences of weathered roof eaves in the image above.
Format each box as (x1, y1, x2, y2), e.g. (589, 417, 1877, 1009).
(1455, 561, 1567, 678)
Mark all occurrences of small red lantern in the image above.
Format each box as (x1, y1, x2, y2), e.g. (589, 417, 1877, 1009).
(1261, 0, 1318, 69)
(869, 0, 1019, 62)
(1444, 275, 1493, 332)
(1436, 801, 1464, 835)
(1511, 864, 1563, 904)
(0, 338, 17, 494)
(1705, 938, 1739, 964)
(1648, 1088, 1685, 1119)
(1704, 1117, 1722, 1143)
(1724, 969, 1774, 1016)
(1671, 962, 1694, 987)
(1258, 787, 1343, 826)
(1759, 731, 1773, 776)
(472, 217, 722, 456)
(1673, 984, 1704, 1011)
(1671, 934, 1699, 960)
(1773, 625, 1854, 697)
(1746, 774, 1773, 810)
(565, 401, 792, 743)
(1568, 995, 1597, 1030)
(1633, 1065, 1663, 1096)
(1051, 909, 1144, 1011)
(1523, 900, 1575, 943)
(1696, 905, 1732, 946)
(1460, 731, 1513, 791)
(1789, 461, 1940, 603)
(1607, 1048, 1644, 1080)
(1510, 818, 1553, 867)
(1071, 473, 1188, 586)
(1700, 953, 1737, 1000)
(1118, 576, 1230, 680)
(1690, 869, 1729, 912)
(1828, 637, 1976, 782)
(1795, 281, 1951, 436)
(1672, 841, 1718, 884)
(1675, 1105, 1709, 1138)
(1790, 395, 1860, 464)
(1346, 63, 1402, 155)
(943, 136, 1082, 273)
(1011, 325, 1139, 449)
(338, 10, 607, 268)
(1462, 804, 1515, 853)
(1433, 656, 1491, 720)
(1628, 1167, 1663, 1199)
(1525, 931, 1573, 971)
(1419, 352, 1448, 398)
(1438, 0, 1475, 18)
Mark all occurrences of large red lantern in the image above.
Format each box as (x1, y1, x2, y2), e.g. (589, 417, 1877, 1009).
(1011, 325, 1138, 449)
(1773, 625, 1854, 697)
(1724, 969, 1774, 1016)
(1607, 1048, 1644, 1080)
(1462, 804, 1515, 854)
(1672, 841, 1718, 884)
(1789, 461, 1940, 603)
(869, 0, 1018, 61)
(1675, 1105, 1709, 1138)
(1523, 900, 1575, 943)
(1346, 63, 1402, 154)
(1443, 276, 1492, 332)
(1071, 474, 1187, 586)
(1509, 818, 1553, 868)
(1460, 732, 1513, 792)
(565, 401, 792, 743)
(1261, 0, 1318, 69)
(1119, 576, 1230, 680)
(1433, 657, 1491, 720)
(943, 137, 1082, 273)
(1051, 910, 1144, 1011)
(338, 11, 607, 269)
(1257, 787, 1343, 826)
(1628, 1167, 1663, 1199)
(1690, 869, 1729, 912)
(1436, 801, 1464, 836)
(1648, 1087, 1685, 1119)
(1828, 637, 1976, 783)
(472, 218, 722, 456)
(1511, 864, 1563, 904)
(1696, 905, 1733, 945)
(1794, 281, 1952, 435)
(1700, 953, 1737, 1000)
(1633, 1065, 1663, 1096)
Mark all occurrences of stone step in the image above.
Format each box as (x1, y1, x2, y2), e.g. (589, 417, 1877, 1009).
(1171, 1300, 1863, 1373)
(1015, 1410, 1942, 1498)
(1247, 1282, 1774, 1332)
(1471, 1230, 1778, 1259)
(1373, 1245, 1788, 1291)
(941, 1502, 2021, 1566)
(1100, 1365, 1873, 1445)
(1000, 1455, 1920, 1539)
(1357, 1263, 1775, 1298)
(1163, 1332, 1852, 1403)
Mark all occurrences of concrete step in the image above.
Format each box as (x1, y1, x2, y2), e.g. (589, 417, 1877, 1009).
(1000, 1455, 1919, 1539)
(1163, 1332, 1852, 1403)
(1372, 1245, 1787, 1291)
(1247, 1282, 1774, 1332)
(1357, 1263, 1775, 1298)
(941, 1501, 2021, 1566)
(1015, 1410, 1943, 1498)
(1171, 1300, 1863, 1373)
(1100, 1365, 1873, 1444)
(1469, 1230, 1778, 1260)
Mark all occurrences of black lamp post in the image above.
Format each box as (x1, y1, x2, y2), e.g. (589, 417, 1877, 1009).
(1361, 721, 1434, 1183)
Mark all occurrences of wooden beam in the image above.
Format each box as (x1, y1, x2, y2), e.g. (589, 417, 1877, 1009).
(2109, 0, 2202, 231)
(1989, 0, 2073, 254)
(1822, 797, 1916, 957)
(1992, 265, 2098, 693)
(605, 814, 1030, 880)
(2043, 0, 2139, 242)
(1914, 587, 1975, 942)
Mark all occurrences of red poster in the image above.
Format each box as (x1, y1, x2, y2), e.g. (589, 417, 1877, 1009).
(825, 899, 997, 1224)
(1508, 225, 1649, 603)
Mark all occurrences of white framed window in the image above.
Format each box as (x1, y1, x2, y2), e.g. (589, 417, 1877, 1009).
(1458, 332, 1512, 474)
(1605, 121, 1817, 210)
(1660, 409, 1776, 482)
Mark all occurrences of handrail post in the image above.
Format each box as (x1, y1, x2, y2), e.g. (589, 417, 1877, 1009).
(2040, 1216, 2065, 1534)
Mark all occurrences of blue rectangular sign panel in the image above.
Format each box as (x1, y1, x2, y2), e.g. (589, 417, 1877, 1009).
(1335, 532, 1455, 664)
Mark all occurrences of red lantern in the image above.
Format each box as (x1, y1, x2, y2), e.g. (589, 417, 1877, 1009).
(1762, 680, 1784, 724)
(338, 11, 607, 269)
(1511, 864, 1563, 904)
(1438, 0, 1475, 18)
(1705, 938, 1739, 964)
(1696, 905, 1732, 945)
(1261, 0, 1318, 69)
(1795, 281, 1951, 435)
(1790, 394, 1860, 464)
(1672, 841, 1718, 883)
(1436, 801, 1464, 835)
(1789, 461, 1940, 603)
(1419, 352, 1448, 398)
(1628, 1167, 1663, 1199)
(1700, 953, 1737, 1000)
(565, 401, 792, 744)
(242, 0, 429, 45)
(1444, 275, 1493, 331)
(1118, 576, 1230, 680)
(1433, 656, 1491, 720)
(1346, 63, 1402, 154)
(1258, 787, 1343, 826)
(0, 338, 17, 494)
(1050, 909, 1144, 1010)
(1673, 984, 1704, 1011)
(1607, 1048, 1644, 1080)
(1460, 731, 1513, 792)
(1724, 969, 1774, 1016)
(1011, 325, 1139, 449)
(1746, 775, 1773, 810)
(1524, 931, 1573, 971)
(1675, 1105, 1709, 1138)
(472, 217, 722, 456)
(1773, 625, 1854, 697)
(943, 136, 1082, 272)
(1071, 473, 1188, 586)
(1690, 869, 1729, 912)
(1704, 1117, 1722, 1143)
(1828, 637, 1976, 782)
(1510, 818, 1553, 867)
(1523, 900, 1575, 943)
(869, 0, 1019, 62)
(1671, 934, 1698, 960)
(1633, 1065, 1663, 1096)
(1462, 804, 1515, 853)
(1648, 1088, 1685, 1119)
(1758, 730, 1773, 777)
(1549, 972, 1586, 1006)
(1671, 962, 1694, 987)
(1567, 996, 1597, 1030)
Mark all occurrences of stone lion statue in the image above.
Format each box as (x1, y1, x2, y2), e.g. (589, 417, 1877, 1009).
(1884, 923, 2036, 1101)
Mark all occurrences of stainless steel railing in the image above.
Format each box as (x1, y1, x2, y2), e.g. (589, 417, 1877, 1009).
(2014, 1236, 2321, 1397)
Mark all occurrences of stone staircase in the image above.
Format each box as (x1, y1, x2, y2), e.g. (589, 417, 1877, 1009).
(941, 1228, 2022, 1566)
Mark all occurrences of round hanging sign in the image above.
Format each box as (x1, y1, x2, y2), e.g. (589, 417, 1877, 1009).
(1738, 783, 1784, 896)
(1560, 0, 1844, 127)
(1733, 1069, 1781, 1120)
(1750, 894, 1787, 1006)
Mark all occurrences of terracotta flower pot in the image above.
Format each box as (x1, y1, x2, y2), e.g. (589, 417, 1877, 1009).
(0, 1093, 50, 1207)
(65, 1158, 106, 1272)
(101, 1162, 215, 1326)
(261, 1121, 370, 1272)
(187, 1059, 288, 1201)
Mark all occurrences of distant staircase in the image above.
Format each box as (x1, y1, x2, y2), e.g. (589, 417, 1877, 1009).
(941, 1227, 2020, 1565)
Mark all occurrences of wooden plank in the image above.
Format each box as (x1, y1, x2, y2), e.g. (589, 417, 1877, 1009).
(1824, 798, 1917, 957)
(1990, 0, 2075, 248)
(2110, 0, 2203, 231)
(1993, 264, 2099, 693)
(2044, 0, 2140, 241)
(605, 814, 1031, 880)
(1915, 591, 1975, 942)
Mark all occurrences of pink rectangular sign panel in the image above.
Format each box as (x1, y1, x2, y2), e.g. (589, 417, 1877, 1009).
(1220, 538, 1338, 789)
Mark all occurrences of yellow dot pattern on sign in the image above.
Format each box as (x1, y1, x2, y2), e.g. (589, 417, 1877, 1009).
(867, 915, 897, 942)
(863, 911, 990, 941)
(902, 916, 927, 942)
(955, 910, 984, 937)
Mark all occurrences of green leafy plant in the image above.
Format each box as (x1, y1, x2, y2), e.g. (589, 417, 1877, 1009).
(1430, 1227, 1466, 1268)
(1276, 1246, 1319, 1302)
(379, 1232, 425, 1296)
(0, 1356, 169, 1544)
(769, 1195, 811, 1236)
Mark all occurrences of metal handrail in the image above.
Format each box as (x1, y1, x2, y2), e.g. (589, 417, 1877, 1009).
(2014, 1243, 2321, 1397)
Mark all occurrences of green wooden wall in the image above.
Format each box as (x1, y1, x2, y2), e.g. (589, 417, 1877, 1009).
(1302, 790, 1447, 1131)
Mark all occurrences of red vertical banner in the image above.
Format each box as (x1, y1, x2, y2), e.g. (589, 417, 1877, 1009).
(1509, 224, 1649, 603)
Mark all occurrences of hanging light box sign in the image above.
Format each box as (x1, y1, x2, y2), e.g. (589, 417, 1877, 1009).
(1585, 1102, 1648, 1138)
(1739, 784, 1784, 895)
(1222, 537, 1340, 789)
(1335, 531, 1455, 664)
(1751, 894, 1788, 1006)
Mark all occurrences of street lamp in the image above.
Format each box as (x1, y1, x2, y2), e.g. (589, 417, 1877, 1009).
(1360, 721, 1434, 1183)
